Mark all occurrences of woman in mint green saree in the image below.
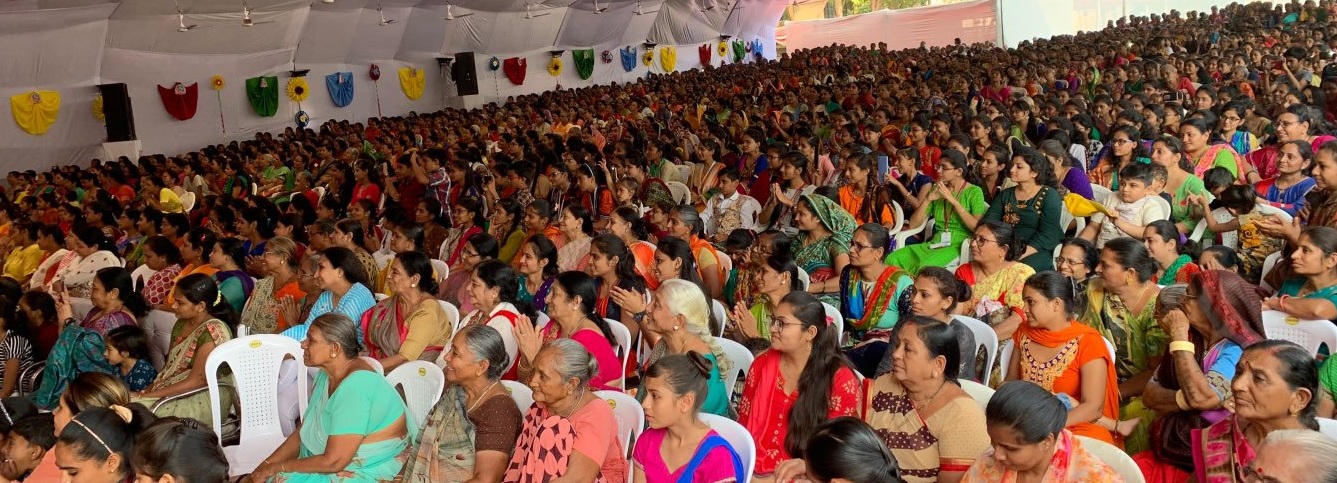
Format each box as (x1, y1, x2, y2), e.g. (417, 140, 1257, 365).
(246, 313, 416, 483)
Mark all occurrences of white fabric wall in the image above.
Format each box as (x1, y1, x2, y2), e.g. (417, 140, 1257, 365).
(777, 0, 999, 52)
(0, 0, 787, 170)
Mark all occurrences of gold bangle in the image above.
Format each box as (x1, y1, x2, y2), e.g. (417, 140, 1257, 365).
(1169, 340, 1196, 354)
(1175, 390, 1190, 411)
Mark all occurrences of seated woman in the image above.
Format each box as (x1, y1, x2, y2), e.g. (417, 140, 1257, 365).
(454, 260, 526, 379)
(1054, 238, 1097, 295)
(1189, 340, 1320, 482)
(362, 251, 451, 372)
(53, 404, 158, 483)
(981, 148, 1064, 271)
(1254, 139, 1317, 217)
(53, 372, 132, 434)
(956, 220, 1035, 345)
(210, 238, 254, 314)
(585, 234, 649, 343)
(29, 292, 117, 410)
(60, 267, 146, 336)
(555, 205, 595, 272)
(374, 222, 425, 295)
(1008, 271, 1120, 445)
(960, 381, 1121, 482)
(130, 416, 231, 483)
(1079, 238, 1166, 452)
(1194, 185, 1285, 283)
(403, 324, 522, 483)
(900, 267, 980, 382)
(785, 316, 988, 483)
(133, 274, 234, 424)
(54, 226, 122, 298)
(172, 229, 221, 302)
(332, 218, 380, 290)
(139, 236, 184, 308)
(842, 223, 915, 377)
(1199, 245, 1245, 274)
(634, 237, 713, 333)
(739, 291, 861, 477)
(665, 205, 726, 300)
(240, 237, 307, 335)
(633, 353, 745, 482)
(792, 194, 854, 306)
(1267, 226, 1337, 321)
(439, 233, 499, 315)
(491, 199, 527, 265)
(514, 271, 621, 390)
(281, 247, 376, 342)
(635, 280, 731, 416)
(609, 206, 659, 291)
(515, 235, 559, 315)
(504, 338, 628, 483)
(1133, 270, 1267, 482)
(885, 150, 987, 274)
(730, 254, 801, 342)
(792, 417, 907, 483)
(1145, 220, 1203, 286)
(248, 313, 413, 482)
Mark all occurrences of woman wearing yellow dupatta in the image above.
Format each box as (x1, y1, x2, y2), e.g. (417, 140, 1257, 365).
(1008, 271, 1122, 446)
(962, 381, 1121, 483)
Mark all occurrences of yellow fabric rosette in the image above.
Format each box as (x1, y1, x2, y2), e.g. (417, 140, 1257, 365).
(92, 96, 105, 123)
(642, 51, 653, 67)
(11, 91, 60, 135)
(211, 75, 226, 91)
(659, 46, 677, 72)
(398, 67, 425, 100)
(285, 78, 310, 103)
(547, 58, 563, 77)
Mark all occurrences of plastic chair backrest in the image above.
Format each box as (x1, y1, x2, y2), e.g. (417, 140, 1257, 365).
(1091, 184, 1113, 202)
(386, 361, 446, 427)
(359, 356, 385, 375)
(821, 302, 844, 346)
(997, 340, 1015, 380)
(1075, 435, 1147, 483)
(959, 379, 995, 411)
(536, 312, 552, 330)
(70, 297, 94, 320)
(666, 182, 691, 204)
(1260, 251, 1283, 292)
(501, 380, 534, 413)
(717, 251, 733, 273)
(1318, 417, 1337, 441)
(953, 315, 999, 383)
(711, 299, 728, 337)
(131, 265, 158, 292)
(1104, 337, 1117, 364)
(796, 268, 810, 291)
(892, 202, 928, 250)
(604, 319, 632, 389)
(1263, 310, 1337, 357)
(180, 191, 197, 212)
(141, 310, 178, 370)
(699, 413, 756, 483)
(205, 335, 307, 476)
(430, 259, 450, 283)
(374, 293, 389, 301)
(440, 300, 462, 335)
(716, 338, 754, 401)
(596, 389, 644, 482)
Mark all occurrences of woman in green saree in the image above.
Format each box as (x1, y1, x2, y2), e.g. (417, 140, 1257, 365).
(133, 273, 234, 425)
(247, 313, 414, 483)
(792, 194, 855, 306)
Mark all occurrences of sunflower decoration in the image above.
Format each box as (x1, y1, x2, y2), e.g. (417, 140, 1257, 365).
(718, 41, 727, 57)
(547, 57, 563, 77)
(286, 78, 310, 103)
(211, 75, 226, 90)
(642, 51, 654, 67)
(488, 57, 501, 71)
(92, 95, 105, 123)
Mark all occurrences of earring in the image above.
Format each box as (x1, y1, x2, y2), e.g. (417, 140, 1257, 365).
(672, 325, 679, 331)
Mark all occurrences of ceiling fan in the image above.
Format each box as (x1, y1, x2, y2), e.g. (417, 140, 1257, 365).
(172, 0, 199, 31)
(524, 3, 552, 19)
(376, 2, 397, 25)
(632, 0, 658, 15)
(444, 3, 474, 20)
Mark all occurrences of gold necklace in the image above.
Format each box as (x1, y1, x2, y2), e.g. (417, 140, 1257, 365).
(467, 379, 501, 413)
(911, 380, 948, 408)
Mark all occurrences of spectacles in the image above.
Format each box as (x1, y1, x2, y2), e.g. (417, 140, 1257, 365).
(767, 317, 803, 331)
(1054, 257, 1084, 267)
(1277, 120, 1300, 129)
(850, 241, 876, 252)
(1111, 138, 1134, 145)
(969, 235, 1000, 247)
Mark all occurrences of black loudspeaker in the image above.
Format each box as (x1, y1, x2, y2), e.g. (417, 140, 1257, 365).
(97, 83, 136, 142)
(452, 52, 480, 96)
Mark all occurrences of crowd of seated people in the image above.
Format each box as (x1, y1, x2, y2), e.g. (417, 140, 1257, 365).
(4, 1, 1337, 481)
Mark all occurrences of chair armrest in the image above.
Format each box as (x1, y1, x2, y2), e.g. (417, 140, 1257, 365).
(150, 386, 210, 412)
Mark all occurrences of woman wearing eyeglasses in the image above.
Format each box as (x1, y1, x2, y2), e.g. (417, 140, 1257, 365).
(886, 150, 985, 274)
(1089, 125, 1145, 189)
(956, 220, 1034, 352)
(840, 224, 913, 378)
(1247, 104, 1337, 184)
(240, 237, 307, 335)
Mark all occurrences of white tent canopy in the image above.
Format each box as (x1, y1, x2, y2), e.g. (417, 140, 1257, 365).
(0, 0, 787, 168)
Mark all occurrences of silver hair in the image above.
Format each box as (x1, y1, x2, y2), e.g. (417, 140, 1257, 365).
(1260, 429, 1337, 483)
(543, 338, 599, 387)
(656, 279, 730, 374)
(673, 204, 704, 236)
(1158, 284, 1187, 312)
(458, 324, 510, 380)
(311, 313, 361, 358)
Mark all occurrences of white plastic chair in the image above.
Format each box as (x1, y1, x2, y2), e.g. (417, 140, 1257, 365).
(359, 356, 385, 375)
(716, 338, 755, 402)
(372, 248, 395, 272)
(70, 297, 94, 320)
(1076, 435, 1147, 483)
(892, 205, 928, 250)
(796, 268, 810, 291)
(959, 379, 995, 411)
(502, 380, 534, 413)
(1263, 310, 1337, 358)
(536, 312, 552, 330)
(1090, 183, 1113, 203)
(596, 389, 644, 482)
(699, 413, 756, 482)
(666, 181, 691, 204)
(891, 199, 905, 232)
(1104, 337, 1118, 365)
(205, 335, 308, 477)
(997, 340, 1016, 381)
(821, 302, 844, 346)
(313, 186, 327, 202)
(180, 191, 197, 212)
(1318, 417, 1337, 441)
(140, 309, 178, 370)
(430, 259, 450, 283)
(711, 299, 728, 337)
(604, 319, 633, 389)
(439, 300, 462, 336)
(1260, 251, 1283, 292)
(131, 264, 158, 291)
(953, 315, 999, 384)
(386, 361, 446, 427)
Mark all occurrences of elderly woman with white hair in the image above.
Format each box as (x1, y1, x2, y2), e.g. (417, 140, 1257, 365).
(504, 338, 628, 483)
(634, 279, 732, 416)
(1247, 429, 1337, 483)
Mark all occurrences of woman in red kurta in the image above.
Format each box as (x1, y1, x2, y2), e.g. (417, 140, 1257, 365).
(738, 291, 861, 477)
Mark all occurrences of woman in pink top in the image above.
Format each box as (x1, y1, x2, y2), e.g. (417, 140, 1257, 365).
(516, 271, 622, 391)
(633, 352, 744, 483)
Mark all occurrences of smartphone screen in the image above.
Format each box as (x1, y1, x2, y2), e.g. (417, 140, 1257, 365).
(876, 154, 890, 181)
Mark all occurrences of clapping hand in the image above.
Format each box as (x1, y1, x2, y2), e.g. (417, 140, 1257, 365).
(515, 313, 543, 364)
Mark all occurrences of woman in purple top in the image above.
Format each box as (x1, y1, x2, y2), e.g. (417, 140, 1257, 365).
(1041, 139, 1095, 200)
